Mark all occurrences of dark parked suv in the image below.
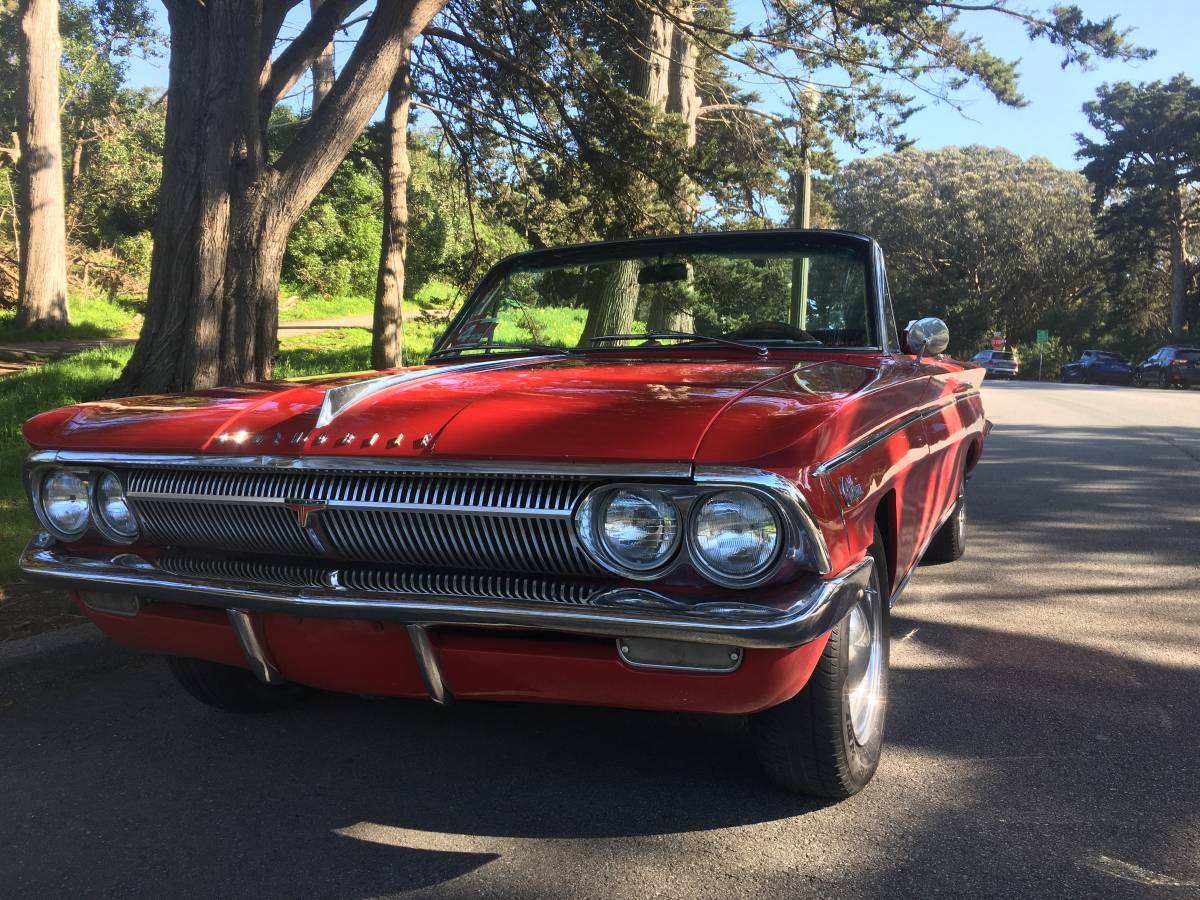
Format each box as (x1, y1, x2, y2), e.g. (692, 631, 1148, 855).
(1133, 347, 1200, 389)
(1060, 350, 1133, 385)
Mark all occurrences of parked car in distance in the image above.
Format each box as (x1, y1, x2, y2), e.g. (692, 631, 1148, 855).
(1060, 350, 1133, 385)
(18, 229, 988, 799)
(969, 350, 1018, 379)
(1133, 346, 1200, 389)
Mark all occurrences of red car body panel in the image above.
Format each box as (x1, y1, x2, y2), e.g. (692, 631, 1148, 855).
(27, 347, 984, 713)
(78, 597, 830, 715)
(22, 228, 988, 721)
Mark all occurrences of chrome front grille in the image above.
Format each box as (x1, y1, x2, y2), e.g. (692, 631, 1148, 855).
(122, 466, 601, 576)
(157, 552, 605, 606)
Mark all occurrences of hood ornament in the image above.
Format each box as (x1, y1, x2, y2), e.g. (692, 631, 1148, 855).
(315, 356, 554, 428)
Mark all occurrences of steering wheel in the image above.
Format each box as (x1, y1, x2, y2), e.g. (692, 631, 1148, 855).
(725, 321, 818, 343)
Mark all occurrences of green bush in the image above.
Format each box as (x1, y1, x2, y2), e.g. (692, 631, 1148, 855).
(1010, 336, 1073, 381)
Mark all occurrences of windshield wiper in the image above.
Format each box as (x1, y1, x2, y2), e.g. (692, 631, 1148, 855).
(590, 331, 769, 358)
(428, 341, 573, 360)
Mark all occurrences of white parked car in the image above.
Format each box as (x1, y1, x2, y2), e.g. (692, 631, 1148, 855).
(970, 350, 1018, 380)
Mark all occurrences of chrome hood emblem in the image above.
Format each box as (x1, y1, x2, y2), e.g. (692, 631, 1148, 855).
(315, 356, 556, 428)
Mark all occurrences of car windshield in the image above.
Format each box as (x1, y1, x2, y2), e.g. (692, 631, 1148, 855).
(1095, 352, 1126, 361)
(1177, 350, 1200, 361)
(433, 242, 876, 357)
(992, 352, 1014, 361)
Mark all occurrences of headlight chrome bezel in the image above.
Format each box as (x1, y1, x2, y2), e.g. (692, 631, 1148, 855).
(575, 473, 823, 588)
(33, 468, 93, 541)
(575, 485, 682, 579)
(29, 465, 139, 544)
(687, 488, 784, 588)
(92, 470, 139, 544)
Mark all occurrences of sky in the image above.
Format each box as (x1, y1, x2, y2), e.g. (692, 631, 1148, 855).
(125, 0, 1198, 172)
(876, 0, 1199, 169)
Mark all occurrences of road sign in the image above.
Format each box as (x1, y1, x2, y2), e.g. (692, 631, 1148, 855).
(991, 333, 1005, 350)
(1036, 329, 1049, 345)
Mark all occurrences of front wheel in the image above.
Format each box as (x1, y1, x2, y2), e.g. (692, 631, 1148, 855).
(167, 656, 311, 714)
(750, 532, 890, 798)
(924, 478, 967, 563)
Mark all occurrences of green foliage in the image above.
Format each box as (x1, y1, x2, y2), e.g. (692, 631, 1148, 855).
(1009, 335, 1072, 381)
(1076, 75, 1200, 337)
(284, 155, 384, 297)
(283, 130, 527, 301)
(834, 146, 1105, 355)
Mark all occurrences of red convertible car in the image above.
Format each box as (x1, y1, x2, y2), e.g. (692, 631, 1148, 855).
(20, 230, 986, 797)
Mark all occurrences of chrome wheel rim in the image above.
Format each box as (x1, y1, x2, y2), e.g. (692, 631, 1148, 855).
(845, 573, 884, 745)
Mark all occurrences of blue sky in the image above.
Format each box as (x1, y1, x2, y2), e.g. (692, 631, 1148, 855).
(878, 0, 1199, 168)
(125, 0, 1197, 172)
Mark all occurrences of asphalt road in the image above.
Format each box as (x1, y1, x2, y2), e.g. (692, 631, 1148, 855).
(1, 382, 1197, 898)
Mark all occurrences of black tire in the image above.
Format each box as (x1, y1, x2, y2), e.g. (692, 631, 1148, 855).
(750, 530, 890, 798)
(924, 476, 967, 563)
(167, 656, 310, 714)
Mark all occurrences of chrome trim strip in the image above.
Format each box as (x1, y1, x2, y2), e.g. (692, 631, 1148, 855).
(21, 535, 874, 650)
(27, 451, 693, 481)
(315, 356, 557, 428)
(124, 492, 574, 520)
(694, 466, 833, 575)
(812, 391, 981, 477)
(407, 625, 452, 704)
(227, 609, 284, 684)
(812, 410, 925, 477)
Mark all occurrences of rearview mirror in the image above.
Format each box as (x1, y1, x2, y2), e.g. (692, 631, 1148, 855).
(638, 261, 689, 285)
(907, 317, 950, 358)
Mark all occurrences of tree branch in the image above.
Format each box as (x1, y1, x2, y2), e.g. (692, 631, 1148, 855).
(263, 0, 366, 110)
(273, 0, 445, 220)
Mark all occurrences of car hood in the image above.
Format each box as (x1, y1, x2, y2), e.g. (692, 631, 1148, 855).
(24, 355, 877, 464)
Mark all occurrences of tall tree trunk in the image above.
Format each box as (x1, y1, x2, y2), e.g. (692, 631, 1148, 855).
(16, 0, 70, 329)
(113, 0, 444, 396)
(581, 259, 641, 341)
(650, 1, 698, 333)
(309, 0, 335, 111)
(1169, 195, 1188, 337)
(588, 7, 676, 339)
(371, 50, 412, 370)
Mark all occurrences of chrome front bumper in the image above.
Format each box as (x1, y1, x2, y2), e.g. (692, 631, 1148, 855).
(19, 533, 873, 651)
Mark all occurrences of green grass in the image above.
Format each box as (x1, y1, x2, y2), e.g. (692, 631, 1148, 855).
(0, 293, 142, 343)
(495, 305, 587, 347)
(278, 279, 461, 322)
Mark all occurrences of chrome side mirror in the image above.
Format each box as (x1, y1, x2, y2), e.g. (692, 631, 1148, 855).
(907, 317, 949, 359)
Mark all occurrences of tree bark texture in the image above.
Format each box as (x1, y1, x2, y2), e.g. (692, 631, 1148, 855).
(309, 0, 335, 111)
(1169, 191, 1188, 337)
(114, 0, 444, 396)
(581, 259, 641, 342)
(17, 0, 70, 329)
(372, 50, 413, 370)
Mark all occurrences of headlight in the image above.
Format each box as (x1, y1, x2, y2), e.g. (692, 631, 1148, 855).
(40, 470, 91, 537)
(578, 488, 679, 575)
(94, 472, 138, 541)
(690, 490, 780, 583)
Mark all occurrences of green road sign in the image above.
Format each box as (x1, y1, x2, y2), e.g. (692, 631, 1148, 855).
(1036, 329, 1049, 344)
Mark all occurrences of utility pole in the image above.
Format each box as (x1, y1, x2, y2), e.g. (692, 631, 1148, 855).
(789, 82, 817, 330)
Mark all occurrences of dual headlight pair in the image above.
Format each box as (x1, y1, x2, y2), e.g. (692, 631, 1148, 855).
(32, 469, 139, 543)
(576, 486, 786, 587)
